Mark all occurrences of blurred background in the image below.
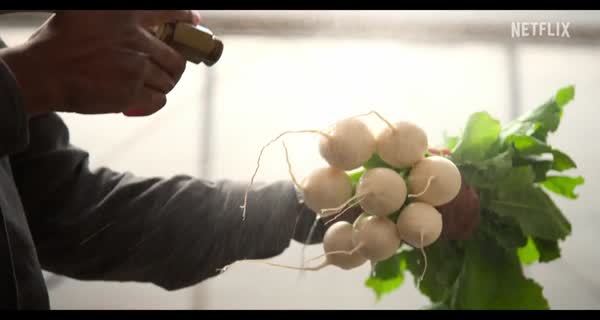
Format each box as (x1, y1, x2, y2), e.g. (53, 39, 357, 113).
(1, 10, 599, 309)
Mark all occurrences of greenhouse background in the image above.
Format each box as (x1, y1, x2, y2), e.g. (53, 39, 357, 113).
(1, 10, 599, 309)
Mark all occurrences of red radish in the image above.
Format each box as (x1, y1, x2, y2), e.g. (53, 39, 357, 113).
(436, 175, 481, 240)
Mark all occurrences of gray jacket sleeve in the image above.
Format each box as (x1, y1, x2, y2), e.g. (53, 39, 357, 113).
(0, 56, 29, 157)
(9, 113, 326, 291)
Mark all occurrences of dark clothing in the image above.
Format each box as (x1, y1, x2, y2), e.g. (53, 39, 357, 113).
(0, 38, 322, 310)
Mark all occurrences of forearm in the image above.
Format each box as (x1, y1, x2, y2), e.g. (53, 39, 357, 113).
(36, 171, 304, 290)
(10, 113, 321, 290)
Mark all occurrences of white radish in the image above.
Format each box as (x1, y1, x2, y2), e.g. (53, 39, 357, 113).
(355, 168, 407, 217)
(239, 221, 367, 272)
(352, 215, 402, 262)
(298, 167, 353, 216)
(395, 202, 443, 248)
(375, 120, 429, 168)
(319, 117, 376, 171)
(395, 201, 443, 288)
(408, 155, 462, 206)
(241, 116, 374, 219)
(279, 142, 356, 268)
(314, 221, 368, 270)
(291, 165, 355, 269)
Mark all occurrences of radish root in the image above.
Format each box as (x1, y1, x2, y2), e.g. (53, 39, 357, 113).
(416, 229, 428, 290)
(282, 140, 302, 189)
(242, 110, 395, 220)
(247, 260, 329, 271)
(242, 243, 365, 272)
(305, 243, 365, 263)
(241, 129, 331, 220)
(321, 192, 368, 219)
(368, 110, 396, 131)
(300, 215, 322, 273)
(349, 110, 396, 131)
(322, 194, 367, 226)
(408, 175, 436, 198)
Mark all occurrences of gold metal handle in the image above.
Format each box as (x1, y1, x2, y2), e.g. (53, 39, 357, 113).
(156, 22, 223, 66)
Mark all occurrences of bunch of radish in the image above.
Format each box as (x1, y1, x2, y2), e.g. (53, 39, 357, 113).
(240, 111, 463, 279)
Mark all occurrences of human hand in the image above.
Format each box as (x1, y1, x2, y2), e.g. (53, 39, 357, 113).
(0, 10, 201, 117)
(293, 204, 363, 245)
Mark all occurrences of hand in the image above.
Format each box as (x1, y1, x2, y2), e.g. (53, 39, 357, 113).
(0, 10, 202, 117)
(293, 204, 363, 245)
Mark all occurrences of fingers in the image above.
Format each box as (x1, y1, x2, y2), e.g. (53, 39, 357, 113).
(122, 86, 167, 117)
(135, 27, 187, 81)
(123, 52, 170, 117)
(120, 58, 170, 117)
(110, 45, 179, 117)
(139, 10, 199, 27)
(144, 61, 176, 94)
(293, 207, 327, 245)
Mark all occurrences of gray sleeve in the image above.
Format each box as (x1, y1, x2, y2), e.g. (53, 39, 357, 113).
(0, 55, 29, 157)
(9, 113, 325, 290)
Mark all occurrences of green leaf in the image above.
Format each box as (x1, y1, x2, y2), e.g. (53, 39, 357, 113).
(456, 150, 513, 191)
(532, 161, 554, 182)
(503, 135, 577, 176)
(551, 149, 577, 171)
(452, 112, 502, 163)
(405, 241, 463, 303)
(500, 85, 575, 143)
(511, 158, 554, 183)
(363, 153, 395, 170)
(506, 135, 551, 156)
(373, 253, 405, 280)
(516, 237, 561, 265)
(487, 167, 572, 241)
(365, 253, 407, 300)
(443, 132, 460, 150)
(507, 100, 559, 138)
(541, 175, 585, 199)
(365, 277, 404, 301)
(452, 235, 549, 310)
(479, 210, 527, 250)
(556, 85, 575, 108)
(518, 237, 540, 265)
(532, 238, 561, 263)
(347, 168, 365, 188)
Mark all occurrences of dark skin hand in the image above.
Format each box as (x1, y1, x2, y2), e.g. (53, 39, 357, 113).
(297, 205, 364, 244)
(0, 10, 201, 117)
